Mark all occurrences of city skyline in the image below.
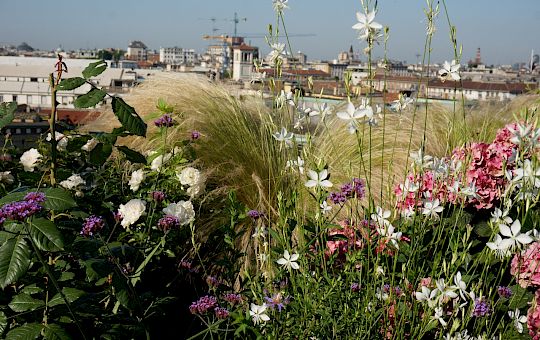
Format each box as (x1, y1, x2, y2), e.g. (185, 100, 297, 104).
(1, 0, 539, 65)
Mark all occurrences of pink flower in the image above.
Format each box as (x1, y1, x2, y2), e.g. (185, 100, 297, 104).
(511, 242, 540, 288)
(528, 289, 540, 339)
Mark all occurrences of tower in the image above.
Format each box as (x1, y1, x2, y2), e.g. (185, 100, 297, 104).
(475, 47, 482, 65)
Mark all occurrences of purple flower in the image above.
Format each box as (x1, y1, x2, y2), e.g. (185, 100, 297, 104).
(189, 295, 217, 315)
(472, 298, 491, 317)
(154, 114, 174, 128)
(150, 191, 166, 203)
(157, 215, 179, 232)
(206, 276, 220, 288)
(497, 286, 512, 299)
(0, 154, 12, 162)
(191, 130, 201, 140)
(247, 210, 262, 220)
(351, 283, 360, 292)
(340, 183, 354, 197)
(24, 192, 46, 204)
(328, 191, 347, 204)
(0, 200, 42, 223)
(352, 178, 365, 199)
(264, 293, 290, 312)
(81, 215, 105, 237)
(214, 307, 230, 319)
(223, 293, 242, 305)
(113, 211, 122, 223)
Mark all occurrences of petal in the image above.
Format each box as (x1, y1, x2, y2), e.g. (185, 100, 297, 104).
(260, 314, 270, 322)
(370, 22, 383, 30)
(337, 111, 351, 120)
(499, 238, 515, 250)
(321, 180, 333, 188)
(356, 12, 366, 23)
(283, 250, 290, 259)
(291, 262, 299, 270)
(511, 220, 521, 236)
(290, 253, 299, 261)
(499, 224, 512, 237)
(516, 234, 533, 245)
(366, 10, 376, 23)
(276, 258, 287, 265)
(319, 169, 328, 180)
(307, 170, 318, 181)
(346, 102, 355, 115)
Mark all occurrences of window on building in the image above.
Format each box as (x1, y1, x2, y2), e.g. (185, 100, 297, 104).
(15, 128, 21, 134)
(0, 95, 3, 102)
(26, 128, 31, 134)
(30, 77, 38, 82)
(13, 95, 17, 102)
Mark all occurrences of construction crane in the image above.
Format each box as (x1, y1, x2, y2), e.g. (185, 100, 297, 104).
(202, 35, 231, 78)
(227, 12, 247, 37)
(197, 17, 220, 35)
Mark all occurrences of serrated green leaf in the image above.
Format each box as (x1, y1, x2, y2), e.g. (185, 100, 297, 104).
(8, 293, 45, 312)
(116, 146, 147, 164)
(58, 271, 75, 282)
(89, 142, 113, 166)
(42, 188, 77, 211)
(73, 88, 106, 108)
(0, 236, 31, 288)
(21, 284, 43, 295)
(48, 287, 84, 307)
(43, 324, 71, 340)
(56, 77, 86, 91)
(112, 97, 147, 137)
(5, 323, 42, 340)
(0, 311, 7, 334)
(0, 101, 17, 130)
(28, 218, 64, 252)
(82, 60, 107, 79)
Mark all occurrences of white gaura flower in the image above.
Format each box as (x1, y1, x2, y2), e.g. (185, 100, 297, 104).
(118, 199, 147, 228)
(422, 199, 444, 220)
(375, 265, 385, 277)
(486, 234, 512, 259)
(453, 272, 467, 301)
(272, 0, 288, 12)
(433, 278, 458, 300)
(352, 10, 383, 40)
(401, 206, 415, 220)
(375, 286, 389, 301)
(513, 159, 540, 188)
(378, 224, 402, 249)
(20, 148, 42, 172)
(150, 153, 172, 172)
(415, 286, 438, 308)
(508, 123, 534, 146)
(272, 127, 294, 143)
(268, 43, 286, 65)
(390, 94, 414, 111)
(252, 226, 267, 239)
(320, 201, 332, 215)
(128, 169, 145, 192)
(309, 102, 331, 119)
(81, 138, 99, 152)
(276, 250, 300, 271)
(276, 90, 294, 108)
(60, 174, 85, 190)
(336, 102, 371, 134)
(286, 157, 305, 174)
(508, 308, 527, 333)
(249, 303, 270, 325)
(433, 307, 447, 327)
(0, 171, 14, 185)
(410, 148, 433, 168)
(438, 60, 461, 82)
(46, 132, 69, 151)
(305, 169, 332, 189)
(490, 208, 512, 226)
(371, 206, 392, 228)
(498, 219, 533, 251)
(163, 201, 195, 226)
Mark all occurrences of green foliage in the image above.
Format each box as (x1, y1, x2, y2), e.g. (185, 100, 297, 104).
(73, 88, 107, 108)
(111, 97, 147, 137)
(82, 60, 107, 79)
(0, 236, 31, 289)
(56, 77, 86, 91)
(8, 293, 45, 312)
(5, 323, 43, 340)
(28, 218, 64, 251)
(116, 146, 147, 164)
(0, 101, 17, 129)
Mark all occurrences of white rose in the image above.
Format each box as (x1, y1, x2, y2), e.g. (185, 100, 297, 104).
(46, 132, 68, 151)
(81, 138, 99, 152)
(150, 153, 172, 172)
(128, 169, 145, 192)
(20, 148, 42, 172)
(118, 199, 147, 228)
(0, 171, 14, 184)
(187, 181, 205, 198)
(177, 167, 201, 187)
(59, 174, 85, 190)
(163, 200, 195, 226)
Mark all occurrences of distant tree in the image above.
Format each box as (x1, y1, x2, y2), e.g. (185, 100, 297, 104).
(113, 49, 125, 62)
(17, 42, 34, 52)
(98, 49, 113, 60)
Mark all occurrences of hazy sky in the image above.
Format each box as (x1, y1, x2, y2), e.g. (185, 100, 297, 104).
(1, 0, 538, 65)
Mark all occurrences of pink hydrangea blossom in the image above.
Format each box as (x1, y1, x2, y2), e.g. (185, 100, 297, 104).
(528, 289, 540, 339)
(511, 242, 540, 288)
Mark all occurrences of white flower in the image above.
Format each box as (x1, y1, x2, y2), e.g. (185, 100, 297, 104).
(498, 219, 533, 251)
(486, 234, 512, 259)
(401, 206, 415, 220)
(150, 153, 172, 172)
(20, 148, 42, 172)
(415, 286, 437, 308)
(177, 167, 201, 187)
(252, 226, 267, 239)
(46, 132, 69, 151)
(390, 94, 414, 111)
(375, 265, 385, 277)
(272, 0, 288, 12)
(276, 250, 300, 271)
(433, 278, 458, 300)
(286, 157, 304, 174)
(305, 169, 332, 189)
(320, 201, 332, 215)
(508, 123, 534, 146)
(460, 182, 478, 200)
(163, 201, 195, 226)
(276, 90, 294, 108)
(490, 208, 512, 226)
(186, 181, 205, 198)
(352, 10, 383, 41)
(513, 159, 540, 188)
(336, 102, 371, 134)
(410, 148, 433, 168)
(81, 138, 99, 152)
(272, 127, 294, 143)
(508, 308, 527, 333)
(375, 286, 389, 301)
(59, 174, 85, 190)
(438, 60, 461, 82)
(309, 102, 331, 118)
(371, 206, 392, 227)
(249, 303, 270, 325)
(128, 169, 145, 192)
(0, 171, 14, 184)
(433, 307, 447, 327)
(422, 199, 444, 219)
(268, 43, 286, 65)
(118, 199, 146, 228)
(377, 224, 402, 249)
(453, 272, 467, 301)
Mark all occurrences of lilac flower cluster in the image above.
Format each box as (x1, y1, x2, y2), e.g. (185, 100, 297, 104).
(150, 191, 166, 203)
(497, 286, 512, 298)
(154, 114, 174, 128)
(327, 178, 366, 205)
(472, 298, 491, 317)
(223, 293, 243, 305)
(189, 295, 217, 315)
(247, 209, 262, 220)
(191, 130, 201, 140)
(214, 307, 230, 319)
(157, 215, 179, 232)
(80, 215, 105, 237)
(0, 192, 46, 225)
(351, 283, 361, 292)
(264, 292, 290, 312)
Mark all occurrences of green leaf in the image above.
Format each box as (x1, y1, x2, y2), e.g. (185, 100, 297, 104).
(48, 287, 84, 307)
(43, 324, 71, 340)
(58, 272, 75, 282)
(116, 146, 147, 164)
(21, 284, 43, 295)
(112, 97, 147, 137)
(28, 218, 64, 251)
(57, 77, 86, 91)
(0, 311, 7, 334)
(8, 293, 45, 312)
(82, 60, 107, 79)
(0, 236, 31, 288)
(0, 101, 17, 130)
(73, 88, 106, 108)
(83, 259, 113, 281)
(89, 142, 113, 166)
(42, 188, 77, 211)
(156, 98, 174, 113)
(5, 323, 42, 340)
(0, 192, 27, 207)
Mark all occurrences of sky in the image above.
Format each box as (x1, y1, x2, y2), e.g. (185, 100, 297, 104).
(0, 0, 539, 65)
